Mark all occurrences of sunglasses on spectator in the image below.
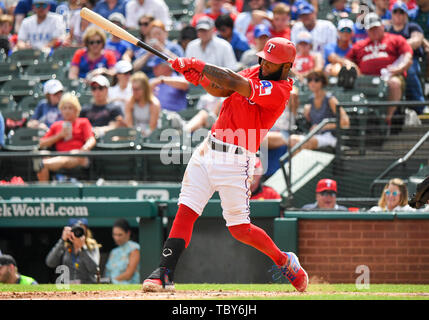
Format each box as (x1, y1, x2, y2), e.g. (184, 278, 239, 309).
(384, 190, 400, 196)
(88, 40, 103, 45)
(139, 21, 150, 26)
(340, 27, 352, 33)
(91, 85, 105, 91)
(392, 9, 406, 14)
(319, 190, 336, 197)
(308, 77, 321, 83)
(34, 3, 48, 8)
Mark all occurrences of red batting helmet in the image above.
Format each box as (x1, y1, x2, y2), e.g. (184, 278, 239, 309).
(256, 37, 296, 64)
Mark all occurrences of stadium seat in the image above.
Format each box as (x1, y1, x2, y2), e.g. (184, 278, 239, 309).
(96, 127, 144, 149)
(3, 127, 46, 151)
(0, 79, 44, 103)
(159, 109, 185, 130)
(21, 61, 66, 81)
(8, 48, 47, 68)
(353, 75, 388, 101)
(76, 92, 93, 107)
(0, 94, 17, 111)
(58, 78, 88, 95)
(329, 86, 367, 104)
(48, 47, 78, 66)
(0, 62, 23, 83)
(186, 84, 206, 108)
(178, 107, 200, 121)
(17, 95, 43, 111)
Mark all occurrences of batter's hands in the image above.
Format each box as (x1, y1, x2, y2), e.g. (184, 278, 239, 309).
(183, 69, 202, 86)
(169, 57, 206, 74)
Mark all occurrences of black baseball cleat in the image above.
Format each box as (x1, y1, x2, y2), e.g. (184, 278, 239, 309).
(142, 267, 175, 292)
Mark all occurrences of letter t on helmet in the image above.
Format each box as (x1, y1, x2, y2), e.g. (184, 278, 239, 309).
(256, 37, 296, 64)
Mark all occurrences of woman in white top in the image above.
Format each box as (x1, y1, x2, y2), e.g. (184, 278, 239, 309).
(124, 71, 160, 137)
(109, 60, 133, 115)
(369, 178, 416, 212)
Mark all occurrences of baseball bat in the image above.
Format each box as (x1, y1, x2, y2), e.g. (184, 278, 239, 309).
(80, 7, 171, 61)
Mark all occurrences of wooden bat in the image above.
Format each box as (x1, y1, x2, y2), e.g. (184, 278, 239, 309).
(80, 7, 171, 61)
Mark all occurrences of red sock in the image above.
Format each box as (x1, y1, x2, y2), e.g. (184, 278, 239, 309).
(228, 223, 287, 266)
(168, 204, 199, 248)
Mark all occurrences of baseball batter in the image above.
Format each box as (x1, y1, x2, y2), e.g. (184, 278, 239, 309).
(142, 37, 308, 293)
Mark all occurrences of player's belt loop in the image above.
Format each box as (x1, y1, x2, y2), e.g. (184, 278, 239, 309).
(210, 140, 243, 155)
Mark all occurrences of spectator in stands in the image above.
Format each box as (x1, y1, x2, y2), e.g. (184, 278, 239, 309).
(69, 25, 117, 80)
(104, 218, 140, 284)
(34, 92, 96, 181)
(386, 1, 425, 113)
(269, 2, 291, 40)
(345, 13, 413, 129)
(27, 79, 64, 130)
(234, 0, 272, 46)
(108, 60, 133, 115)
(124, 71, 160, 137)
(93, 0, 126, 19)
(13, 0, 57, 33)
(16, 0, 66, 53)
(288, 71, 350, 152)
(55, 0, 82, 33)
(352, 3, 368, 43)
(324, 18, 357, 77)
(369, 178, 416, 212)
(250, 157, 281, 200)
(329, 0, 351, 17)
(185, 16, 238, 71)
(125, 0, 171, 30)
(0, 254, 38, 284)
(302, 178, 348, 210)
(291, 30, 324, 82)
(105, 13, 134, 62)
(149, 57, 189, 113)
(192, 0, 237, 27)
(238, 23, 271, 70)
(291, 2, 337, 55)
(64, 1, 91, 47)
(0, 14, 15, 53)
(215, 13, 250, 61)
(390, 0, 416, 10)
(0, 112, 4, 147)
(46, 218, 102, 284)
(374, 0, 392, 25)
(410, 0, 429, 82)
(178, 24, 197, 52)
(133, 19, 184, 78)
(80, 75, 125, 137)
(135, 14, 154, 43)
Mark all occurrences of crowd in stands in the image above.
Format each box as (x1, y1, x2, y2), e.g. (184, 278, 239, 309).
(0, 0, 427, 185)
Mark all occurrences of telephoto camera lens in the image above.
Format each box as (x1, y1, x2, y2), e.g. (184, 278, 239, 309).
(71, 225, 85, 238)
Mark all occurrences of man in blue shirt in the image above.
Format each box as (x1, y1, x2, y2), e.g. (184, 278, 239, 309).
(93, 0, 126, 19)
(105, 12, 134, 61)
(386, 1, 426, 113)
(14, 0, 57, 32)
(215, 13, 250, 61)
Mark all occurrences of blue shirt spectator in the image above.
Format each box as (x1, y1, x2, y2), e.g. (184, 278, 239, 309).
(93, 0, 126, 19)
(14, 0, 57, 15)
(105, 39, 133, 61)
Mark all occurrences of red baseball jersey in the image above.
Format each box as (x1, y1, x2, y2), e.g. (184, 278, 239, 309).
(250, 185, 281, 200)
(43, 118, 94, 152)
(294, 54, 315, 74)
(345, 32, 413, 76)
(211, 65, 293, 153)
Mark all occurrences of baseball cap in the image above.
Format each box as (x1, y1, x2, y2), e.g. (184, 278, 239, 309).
(316, 179, 337, 193)
(392, 1, 408, 15)
(254, 24, 271, 38)
(297, 30, 312, 44)
(196, 16, 215, 31)
(108, 12, 126, 26)
(364, 12, 382, 30)
(90, 75, 110, 88)
(43, 79, 64, 95)
(0, 254, 17, 267)
(337, 18, 354, 31)
(297, 2, 315, 16)
(115, 60, 133, 74)
(256, 37, 296, 64)
(68, 218, 88, 227)
(33, 0, 50, 4)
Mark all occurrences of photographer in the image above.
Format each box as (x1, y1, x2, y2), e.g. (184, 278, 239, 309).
(45, 218, 102, 284)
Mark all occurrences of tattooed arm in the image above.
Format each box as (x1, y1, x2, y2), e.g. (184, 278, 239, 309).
(202, 64, 252, 98)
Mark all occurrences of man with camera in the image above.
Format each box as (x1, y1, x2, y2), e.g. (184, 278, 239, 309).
(45, 218, 101, 284)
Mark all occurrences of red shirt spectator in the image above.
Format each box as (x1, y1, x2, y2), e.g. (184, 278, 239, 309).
(389, 0, 416, 10)
(345, 31, 413, 76)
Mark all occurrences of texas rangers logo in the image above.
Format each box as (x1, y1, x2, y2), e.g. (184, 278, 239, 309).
(259, 80, 273, 96)
(267, 43, 276, 53)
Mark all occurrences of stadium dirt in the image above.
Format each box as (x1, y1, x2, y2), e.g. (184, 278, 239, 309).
(1, 290, 429, 300)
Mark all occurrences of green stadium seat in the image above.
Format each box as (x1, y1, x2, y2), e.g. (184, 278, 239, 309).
(0, 94, 17, 111)
(178, 107, 199, 121)
(354, 75, 388, 101)
(186, 84, 206, 108)
(3, 127, 46, 151)
(8, 48, 47, 67)
(17, 95, 43, 111)
(21, 61, 66, 81)
(96, 127, 144, 149)
(76, 92, 93, 106)
(48, 47, 78, 66)
(329, 86, 368, 104)
(58, 78, 88, 94)
(0, 79, 44, 103)
(0, 62, 23, 83)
